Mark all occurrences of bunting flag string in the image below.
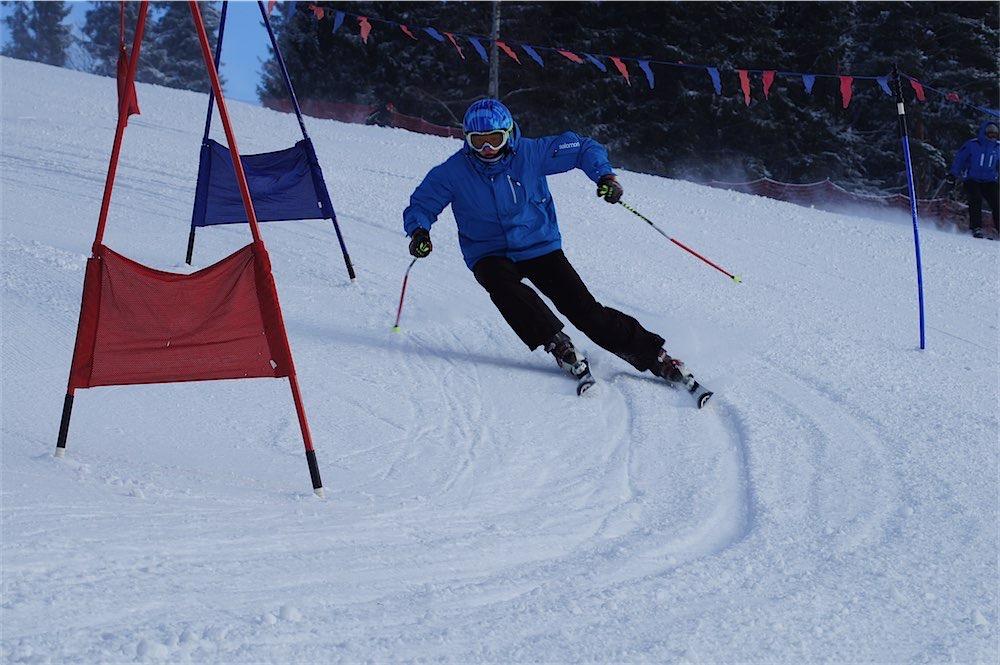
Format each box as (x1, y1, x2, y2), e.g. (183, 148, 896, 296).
(298, 4, 996, 116)
(357, 16, 371, 44)
(638, 60, 654, 89)
(707, 67, 722, 94)
(738, 69, 751, 105)
(839, 76, 854, 108)
(522, 45, 544, 67)
(557, 49, 584, 64)
(583, 53, 606, 73)
(762, 70, 775, 99)
(400, 24, 418, 41)
(444, 32, 465, 60)
(468, 36, 489, 64)
(610, 56, 630, 85)
(496, 41, 521, 64)
(902, 73, 1000, 117)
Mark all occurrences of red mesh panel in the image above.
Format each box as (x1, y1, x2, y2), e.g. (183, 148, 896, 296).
(69, 242, 292, 389)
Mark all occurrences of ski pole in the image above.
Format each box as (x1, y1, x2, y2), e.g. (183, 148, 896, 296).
(618, 200, 742, 283)
(392, 258, 418, 332)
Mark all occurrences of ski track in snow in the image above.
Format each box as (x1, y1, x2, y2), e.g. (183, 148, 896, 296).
(2, 59, 997, 663)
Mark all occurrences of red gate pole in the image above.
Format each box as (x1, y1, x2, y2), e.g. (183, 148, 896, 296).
(56, 1, 150, 458)
(188, 0, 324, 497)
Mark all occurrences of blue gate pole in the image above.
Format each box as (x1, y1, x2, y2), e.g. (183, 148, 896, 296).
(257, 0, 356, 282)
(891, 65, 926, 350)
(186, 0, 230, 265)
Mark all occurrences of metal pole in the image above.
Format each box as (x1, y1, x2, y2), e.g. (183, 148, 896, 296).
(201, 0, 229, 141)
(392, 258, 418, 331)
(488, 1, 500, 98)
(92, 1, 150, 251)
(618, 201, 742, 283)
(190, 0, 324, 496)
(892, 65, 927, 350)
(258, 0, 309, 139)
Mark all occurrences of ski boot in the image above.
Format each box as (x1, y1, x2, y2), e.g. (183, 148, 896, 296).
(652, 349, 713, 408)
(545, 332, 596, 395)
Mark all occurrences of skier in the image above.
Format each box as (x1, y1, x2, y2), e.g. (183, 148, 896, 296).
(949, 120, 999, 239)
(402, 99, 711, 405)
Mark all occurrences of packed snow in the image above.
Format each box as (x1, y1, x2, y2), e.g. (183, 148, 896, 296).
(2, 58, 997, 663)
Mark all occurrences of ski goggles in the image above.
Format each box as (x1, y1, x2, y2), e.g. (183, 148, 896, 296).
(466, 127, 511, 153)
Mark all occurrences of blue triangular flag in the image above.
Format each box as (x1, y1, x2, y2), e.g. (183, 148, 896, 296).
(522, 44, 544, 67)
(638, 60, 654, 89)
(876, 76, 892, 96)
(707, 67, 721, 94)
(468, 36, 489, 64)
(331, 11, 344, 33)
(424, 27, 445, 42)
(802, 74, 816, 95)
(583, 53, 607, 73)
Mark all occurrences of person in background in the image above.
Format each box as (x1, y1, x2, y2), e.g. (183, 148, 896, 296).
(949, 120, 999, 239)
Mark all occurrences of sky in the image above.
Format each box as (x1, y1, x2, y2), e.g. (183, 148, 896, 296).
(0, 1, 269, 105)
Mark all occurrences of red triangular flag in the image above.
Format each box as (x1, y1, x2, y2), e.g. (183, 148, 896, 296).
(557, 49, 584, 64)
(496, 40, 521, 64)
(309, 4, 324, 19)
(610, 56, 630, 85)
(444, 32, 465, 60)
(762, 70, 776, 99)
(400, 25, 418, 41)
(839, 75, 854, 108)
(267, 0, 277, 15)
(738, 70, 751, 106)
(358, 16, 371, 44)
(946, 91, 961, 103)
(909, 79, 926, 102)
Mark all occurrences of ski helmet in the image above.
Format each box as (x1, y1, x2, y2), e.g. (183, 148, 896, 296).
(463, 99, 513, 134)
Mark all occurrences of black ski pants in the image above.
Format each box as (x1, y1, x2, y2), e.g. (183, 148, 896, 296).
(472, 250, 665, 371)
(964, 180, 999, 232)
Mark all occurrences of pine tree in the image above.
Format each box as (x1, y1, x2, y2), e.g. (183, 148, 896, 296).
(82, 2, 167, 84)
(82, 2, 221, 91)
(145, 2, 222, 93)
(29, 1, 72, 66)
(2, 1, 72, 67)
(260, 1, 999, 196)
(2, 2, 34, 61)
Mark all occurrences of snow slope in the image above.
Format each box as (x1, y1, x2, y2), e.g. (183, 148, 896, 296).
(2, 58, 997, 663)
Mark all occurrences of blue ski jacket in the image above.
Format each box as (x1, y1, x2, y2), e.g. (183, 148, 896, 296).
(950, 121, 1000, 183)
(403, 125, 615, 270)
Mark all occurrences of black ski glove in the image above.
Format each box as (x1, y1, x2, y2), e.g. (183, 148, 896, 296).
(596, 174, 623, 204)
(409, 228, 432, 258)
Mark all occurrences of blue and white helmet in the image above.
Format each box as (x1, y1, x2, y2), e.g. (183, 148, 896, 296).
(463, 99, 513, 134)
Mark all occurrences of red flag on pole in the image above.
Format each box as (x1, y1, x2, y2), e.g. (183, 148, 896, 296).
(358, 16, 371, 43)
(909, 79, 926, 102)
(496, 40, 521, 64)
(839, 75, 854, 108)
(267, 0, 277, 15)
(762, 70, 776, 99)
(400, 24, 418, 40)
(309, 4, 323, 19)
(610, 56, 630, 85)
(738, 69, 751, 106)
